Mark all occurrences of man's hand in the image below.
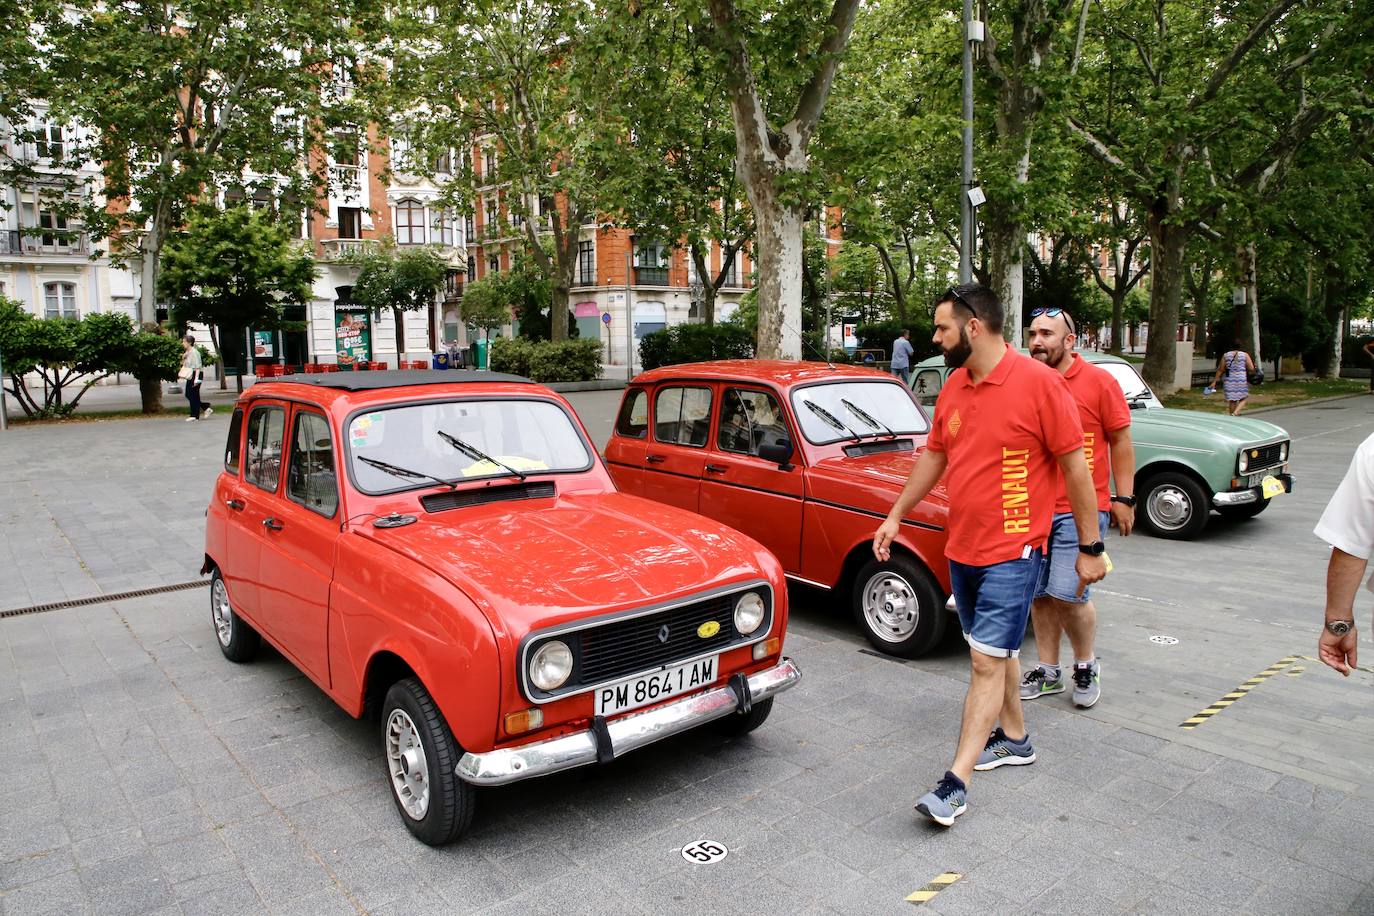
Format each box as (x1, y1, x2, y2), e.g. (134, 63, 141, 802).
(1319, 625, 1358, 676)
(1110, 502, 1134, 537)
(1075, 553, 1108, 598)
(873, 517, 900, 562)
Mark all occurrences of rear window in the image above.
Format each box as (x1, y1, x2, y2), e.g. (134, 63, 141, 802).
(616, 389, 649, 439)
(224, 408, 244, 474)
(245, 406, 286, 492)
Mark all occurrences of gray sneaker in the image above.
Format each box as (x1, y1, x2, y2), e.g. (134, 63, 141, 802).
(973, 727, 1036, 771)
(1020, 665, 1064, 700)
(1072, 660, 1101, 708)
(914, 771, 967, 827)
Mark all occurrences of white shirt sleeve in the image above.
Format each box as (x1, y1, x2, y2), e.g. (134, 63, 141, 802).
(1314, 432, 1374, 560)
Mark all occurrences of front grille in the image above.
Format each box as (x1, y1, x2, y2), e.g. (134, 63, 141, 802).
(522, 585, 771, 701)
(1244, 443, 1285, 473)
(421, 481, 555, 512)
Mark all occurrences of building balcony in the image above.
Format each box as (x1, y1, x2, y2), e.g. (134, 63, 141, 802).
(0, 229, 90, 257)
(635, 266, 669, 286)
(319, 237, 379, 261)
(396, 241, 467, 266)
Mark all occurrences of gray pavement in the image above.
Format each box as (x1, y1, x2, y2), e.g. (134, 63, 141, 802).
(1, 392, 1373, 914)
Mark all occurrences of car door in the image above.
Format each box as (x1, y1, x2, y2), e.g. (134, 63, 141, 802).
(223, 401, 288, 626)
(912, 367, 945, 409)
(698, 386, 805, 571)
(604, 387, 650, 495)
(254, 407, 340, 686)
(642, 384, 713, 513)
(209, 407, 246, 597)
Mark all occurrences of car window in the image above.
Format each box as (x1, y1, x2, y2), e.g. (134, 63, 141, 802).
(348, 398, 592, 494)
(244, 405, 286, 492)
(912, 369, 943, 408)
(1095, 361, 1163, 409)
(224, 408, 244, 475)
(653, 386, 712, 448)
(287, 411, 338, 518)
(616, 389, 649, 439)
(790, 380, 930, 445)
(718, 388, 788, 457)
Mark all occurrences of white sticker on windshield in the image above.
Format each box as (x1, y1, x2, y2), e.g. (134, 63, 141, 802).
(349, 413, 385, 448)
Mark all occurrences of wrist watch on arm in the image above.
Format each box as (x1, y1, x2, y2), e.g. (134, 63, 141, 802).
(1078, 540, 1106, 556)
(1111, 495, 1136, 507)
(1325, 619, 1355, 636)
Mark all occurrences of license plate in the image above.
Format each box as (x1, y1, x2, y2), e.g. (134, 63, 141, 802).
(594, 655, 718, 716)
(1261, 475, 1286, 499)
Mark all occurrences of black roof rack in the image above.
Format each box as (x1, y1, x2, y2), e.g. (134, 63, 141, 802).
(256, 369, 533, 391)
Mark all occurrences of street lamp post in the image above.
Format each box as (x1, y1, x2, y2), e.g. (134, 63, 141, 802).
(0, 344, 9, 430)
(959, 0, 983, 284)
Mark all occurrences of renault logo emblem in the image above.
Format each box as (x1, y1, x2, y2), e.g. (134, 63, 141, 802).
(697, 621, 721, 639)
(657, 624, 670, 643)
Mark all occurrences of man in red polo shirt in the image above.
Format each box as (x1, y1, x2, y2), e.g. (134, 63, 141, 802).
(873, 283, 1107, 827)
(1020, 308, 1135, 710)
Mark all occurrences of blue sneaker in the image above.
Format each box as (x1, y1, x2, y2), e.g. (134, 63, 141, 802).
(914, 771, 967, 827)
(973, 727, 1036, 771)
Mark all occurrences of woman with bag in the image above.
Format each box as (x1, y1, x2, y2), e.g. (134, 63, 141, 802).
(180, 335, 211, 422)
(1210, 338, 1257, 416)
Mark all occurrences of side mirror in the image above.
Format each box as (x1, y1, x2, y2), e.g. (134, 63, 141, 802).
(757, 438, 795, 468)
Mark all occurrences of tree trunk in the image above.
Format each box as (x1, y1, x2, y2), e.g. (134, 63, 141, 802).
(1143, 210, 1185, 393)
(985, 213, 1025, 343)
(875, 245, 907, 324)
(135, 195, 174, 414)
(751, 199, 803, 360)
(427, 302, 437, 353)
(551, 282, 570, 343)
(1109, 291, 1125, 354)
(1235, 241, 1260, 359)
(393, 307, 406, 366)
(1319, 265, 1344, 379)
(691, 245, 716, 326)
(139, 376, 162, 415)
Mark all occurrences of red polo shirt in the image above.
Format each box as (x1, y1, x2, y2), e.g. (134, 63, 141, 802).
(927, 344, 1084, 566)
(1054, 354, 1132, 513)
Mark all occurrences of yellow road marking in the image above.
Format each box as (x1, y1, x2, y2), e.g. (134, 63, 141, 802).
(1179, 655, 1301, 730)
(906, 872, 963, 905)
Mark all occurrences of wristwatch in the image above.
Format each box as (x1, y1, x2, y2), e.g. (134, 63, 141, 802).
(1325, 619, 1355, 637)
(1078, 540, 1106, 556)
(1111, 495, 1137, 508)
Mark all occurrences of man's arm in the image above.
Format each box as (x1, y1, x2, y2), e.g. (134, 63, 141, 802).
(1056, 447, 1109, 593)
(873, 448, 948, 561)
(1107, 426, 1135, 536)
(1321, 547, 1364, 676)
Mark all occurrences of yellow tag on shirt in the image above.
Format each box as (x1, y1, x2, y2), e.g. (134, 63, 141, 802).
(1102, 552, 1114, 573)
(1261, 475, 1285, 499)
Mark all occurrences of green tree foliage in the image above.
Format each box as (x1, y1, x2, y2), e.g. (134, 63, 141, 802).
(488, 337, 602, 382)
(349, 244, 447, 361)
(638, 324, 755, 371)
(158, 206, 316, 390)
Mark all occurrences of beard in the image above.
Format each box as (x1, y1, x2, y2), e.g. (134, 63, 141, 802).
(1031, 343, 1067, 368)
(942, 326, 973, 368)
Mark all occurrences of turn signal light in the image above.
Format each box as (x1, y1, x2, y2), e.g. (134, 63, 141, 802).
(753, 637, 781, 660)
(504, 708, 544, 735)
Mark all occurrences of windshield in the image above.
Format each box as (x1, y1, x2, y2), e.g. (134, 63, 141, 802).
(1096, 362, 1163, 409)
(347, 398, 592, 494)
(791, 381, 929, 445)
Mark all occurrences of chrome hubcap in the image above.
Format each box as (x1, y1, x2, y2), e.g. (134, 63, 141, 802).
(1148, 486, 1192, 530)
(386, 709, 429, 820)
(861, 571, 920, 643)
(211, 579, 233, 647)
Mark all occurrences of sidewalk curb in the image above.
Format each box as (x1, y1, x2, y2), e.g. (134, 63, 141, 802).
(1245, 391, 1372, 414)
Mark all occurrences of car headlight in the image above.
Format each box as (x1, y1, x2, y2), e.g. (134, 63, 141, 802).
(1280, 442, 1289, 462)
(529, 640, 573, 691)
(1238, 450, 1249, 474)
(734, 592, 766, 635)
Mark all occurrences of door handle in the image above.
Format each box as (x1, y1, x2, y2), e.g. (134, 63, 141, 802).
(262, 517, 284, 531)
(225, 499, 245, 511)
(646, 454, 666, 464)
(705, 464, 727, 474)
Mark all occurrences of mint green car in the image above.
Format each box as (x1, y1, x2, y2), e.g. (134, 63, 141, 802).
(910, 352, 1293, 540)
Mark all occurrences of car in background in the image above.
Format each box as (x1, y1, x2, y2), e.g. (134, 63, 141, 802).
(605, 361, 952, 658)
(203, 370, 800, 845)
(910, 352, 1293, 540)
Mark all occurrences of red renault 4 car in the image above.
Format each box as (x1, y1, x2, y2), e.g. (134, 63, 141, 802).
(605, 361, 952, 658)
(203, 370, 800, 845)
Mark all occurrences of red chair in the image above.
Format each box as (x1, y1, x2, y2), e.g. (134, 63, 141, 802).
(253, 364, 270, 378)
(323, 364, 340, 372)
(304, 364, 321, 374)
(410, 360, 428, 370)
(371, 361, 387, 371)
(356, 362, 372, 371)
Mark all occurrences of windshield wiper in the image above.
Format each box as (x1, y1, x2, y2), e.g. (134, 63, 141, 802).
(802, 399, 861, 442)
(437, 430, 528, 481)
(357, 455, 458, 490)
(841, 398, 896, 439)
(1125, 388, 1153, 402)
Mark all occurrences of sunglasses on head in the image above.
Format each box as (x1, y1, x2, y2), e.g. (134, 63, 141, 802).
(943, 287, 976, 317)
(1031, 307, 1076, 336)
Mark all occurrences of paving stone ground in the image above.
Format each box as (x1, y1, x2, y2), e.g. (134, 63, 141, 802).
(1, 389, 1372, 914)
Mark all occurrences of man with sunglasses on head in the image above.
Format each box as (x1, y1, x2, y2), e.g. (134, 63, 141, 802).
(873, 283, 1107, 827)
(1020, 307, 1134, 711)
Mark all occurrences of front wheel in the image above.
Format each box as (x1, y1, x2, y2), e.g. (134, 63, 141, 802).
(1138, 471, 1211, 540)
(712, 697, 774, 737)
(382, 678, 474, 846)
(851, 554, 946, 658)
(1217, 497, 1272, 521)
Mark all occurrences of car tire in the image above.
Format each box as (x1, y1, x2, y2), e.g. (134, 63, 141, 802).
(381, 677, 474, 847)
(1217, 497, 1271, 521)
(711, 697, 774, 737)
(1139, 471, 1210, 540)
(210, 569, 260, 663)
(851, 554, 946, 658)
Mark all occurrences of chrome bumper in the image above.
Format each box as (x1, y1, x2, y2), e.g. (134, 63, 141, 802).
(1214, 472, 1293, 506)
(455, 657, 802, 787)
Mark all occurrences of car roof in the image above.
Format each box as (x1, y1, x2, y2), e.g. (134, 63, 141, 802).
(632, 360, 897, 389)
(254, 369, 532, 391)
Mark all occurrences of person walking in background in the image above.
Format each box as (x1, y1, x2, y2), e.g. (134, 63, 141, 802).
(1019, 308, 1134, 711)
(1211, 339, 1257, 415)
(872, 284, 1107, 828)
(891, 328, 914, 384)
(181, 335, 211, 422)
(1313, 433, 1374, 676)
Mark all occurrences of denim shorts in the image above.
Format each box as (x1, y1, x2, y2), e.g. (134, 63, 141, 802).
(949, 549, 1044, 658)
(1034, 511, 1110, 604)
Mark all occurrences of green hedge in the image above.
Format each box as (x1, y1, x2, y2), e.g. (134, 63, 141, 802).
(639, 323, 755, 370)
(489, 337, 602, 383)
